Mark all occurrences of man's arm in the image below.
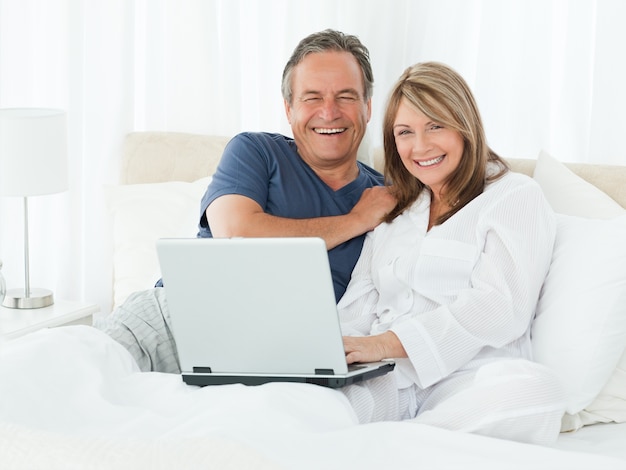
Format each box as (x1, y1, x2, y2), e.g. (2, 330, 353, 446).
(206, 185, 396, 250)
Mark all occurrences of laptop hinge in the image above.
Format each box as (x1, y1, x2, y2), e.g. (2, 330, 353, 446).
(193, 367, 213, 373)
(315, 368, 335, 375)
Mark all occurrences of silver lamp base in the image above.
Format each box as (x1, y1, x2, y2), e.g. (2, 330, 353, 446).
(2, 287, 54, 309)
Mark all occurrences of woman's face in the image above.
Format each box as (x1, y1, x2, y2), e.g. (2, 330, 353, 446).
(392, 98, 464, 198)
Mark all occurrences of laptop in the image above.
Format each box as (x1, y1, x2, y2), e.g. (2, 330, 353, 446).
(156, 237, 395, 388)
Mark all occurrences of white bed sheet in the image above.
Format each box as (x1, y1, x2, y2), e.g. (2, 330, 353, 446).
(553, 421, 626, 461)
(0, 326, 624, 470)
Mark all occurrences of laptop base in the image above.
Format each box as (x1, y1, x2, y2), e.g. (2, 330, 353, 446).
(182, 361, 395, 389)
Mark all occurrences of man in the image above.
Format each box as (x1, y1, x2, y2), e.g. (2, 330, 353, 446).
(200, 29, 394, 301)
(98, 29, 396, 373)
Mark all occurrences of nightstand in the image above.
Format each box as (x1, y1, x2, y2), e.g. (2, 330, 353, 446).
(0, 299, 99, 341)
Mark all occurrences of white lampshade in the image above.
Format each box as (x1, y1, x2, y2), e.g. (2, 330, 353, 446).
(0, 108, 68, 197)
(0, 108, 68, 309)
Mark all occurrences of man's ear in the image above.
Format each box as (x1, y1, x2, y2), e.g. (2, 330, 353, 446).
(284, 99, 292, 124)
(366, 98, 372, 123)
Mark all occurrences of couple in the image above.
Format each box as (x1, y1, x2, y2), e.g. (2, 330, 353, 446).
(99, 29, 565, 444)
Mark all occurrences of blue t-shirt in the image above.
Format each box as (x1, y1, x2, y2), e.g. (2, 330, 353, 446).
(198, 132, 383, 302)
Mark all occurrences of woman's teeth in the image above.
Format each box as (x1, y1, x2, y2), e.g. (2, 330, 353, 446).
(418, 155, 444, 167)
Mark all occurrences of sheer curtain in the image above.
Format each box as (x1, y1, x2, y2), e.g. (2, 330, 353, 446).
(0, 0, 624, 315)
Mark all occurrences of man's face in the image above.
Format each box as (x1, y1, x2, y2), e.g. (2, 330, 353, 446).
(284, 51, 371, 170)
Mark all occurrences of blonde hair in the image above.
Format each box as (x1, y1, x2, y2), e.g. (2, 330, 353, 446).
(383, 61, 508, 224)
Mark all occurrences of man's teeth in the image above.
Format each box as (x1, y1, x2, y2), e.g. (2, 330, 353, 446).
(417, 156, 444, 167)
(315, 128, 346, 134)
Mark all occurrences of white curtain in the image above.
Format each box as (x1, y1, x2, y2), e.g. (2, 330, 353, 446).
(1, 0, 625, 315)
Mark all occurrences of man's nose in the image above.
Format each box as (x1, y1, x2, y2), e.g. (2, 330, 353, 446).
(318, 99, 341, 121)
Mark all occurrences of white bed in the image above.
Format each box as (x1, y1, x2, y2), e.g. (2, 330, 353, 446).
(1, 131, 625, 469)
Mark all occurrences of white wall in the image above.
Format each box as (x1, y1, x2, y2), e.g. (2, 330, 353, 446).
(1, 0, 625, 314)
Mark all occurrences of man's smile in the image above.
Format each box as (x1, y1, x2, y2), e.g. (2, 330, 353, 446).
(314, 127, 347, 134)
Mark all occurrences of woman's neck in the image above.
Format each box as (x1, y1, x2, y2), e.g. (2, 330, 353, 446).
(428, 194, 450, 230)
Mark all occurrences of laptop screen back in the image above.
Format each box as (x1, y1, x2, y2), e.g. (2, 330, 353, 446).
(156, 237, 350, 376)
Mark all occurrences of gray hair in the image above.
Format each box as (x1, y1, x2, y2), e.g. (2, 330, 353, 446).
(281, 29, 374, 104)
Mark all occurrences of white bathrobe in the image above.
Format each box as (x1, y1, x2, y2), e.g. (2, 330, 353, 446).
(338, 169, 566, 444)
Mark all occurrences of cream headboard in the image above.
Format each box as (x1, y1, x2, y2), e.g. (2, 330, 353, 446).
(121, 132, 231, 184)
(121, 132, 626, 209)
(478, 158, 624, 208)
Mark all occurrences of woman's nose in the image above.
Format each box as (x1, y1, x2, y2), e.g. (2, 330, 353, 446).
(411, 132, 432, 155)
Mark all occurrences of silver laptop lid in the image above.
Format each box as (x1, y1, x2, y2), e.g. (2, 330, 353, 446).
(156, 237, 350, 376)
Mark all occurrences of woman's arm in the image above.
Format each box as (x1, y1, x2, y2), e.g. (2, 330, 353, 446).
(343, 331, 407, 364)
(337, 232, 381, 335)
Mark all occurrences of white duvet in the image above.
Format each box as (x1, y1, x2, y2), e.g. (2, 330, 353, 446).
(0, 326, 622, 470)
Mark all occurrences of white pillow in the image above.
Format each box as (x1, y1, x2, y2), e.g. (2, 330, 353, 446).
(531, 213, 626, 416)
(566, 349, 626, 430)
(105, 177, 211, 310)
(533, 149, 624, 219)
(531, 150, 626, 431)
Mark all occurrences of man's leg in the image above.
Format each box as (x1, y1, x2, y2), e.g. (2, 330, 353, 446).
(95, 288, 181, 373)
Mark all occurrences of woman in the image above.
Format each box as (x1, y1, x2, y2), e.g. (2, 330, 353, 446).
(338, 62, 565, 444)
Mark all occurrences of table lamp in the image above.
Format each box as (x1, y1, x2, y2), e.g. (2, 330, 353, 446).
(0, 108, 68, 309)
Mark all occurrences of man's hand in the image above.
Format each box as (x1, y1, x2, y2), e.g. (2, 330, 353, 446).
(343, 331, 406, 364)
(349, 186, 397, 233)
